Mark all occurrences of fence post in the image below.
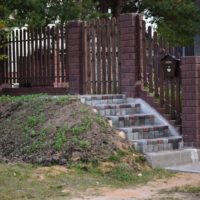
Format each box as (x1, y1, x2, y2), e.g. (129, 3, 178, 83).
(119, 13, 143, 97)
(67, 21, 83, 94)
(0, 45, 5, 87)
(181, 56, 200, 148)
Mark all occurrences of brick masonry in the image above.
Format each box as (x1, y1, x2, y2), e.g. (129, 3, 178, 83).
(68, 21, 83, 95)
(181, 56, 200, 148)
(119, 13, 142, 97)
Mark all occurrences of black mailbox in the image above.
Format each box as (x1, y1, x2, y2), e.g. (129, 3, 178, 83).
(161, 54, 180, 79)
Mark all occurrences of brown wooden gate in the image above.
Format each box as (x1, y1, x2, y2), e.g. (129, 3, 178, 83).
(82, 18, 120, 94)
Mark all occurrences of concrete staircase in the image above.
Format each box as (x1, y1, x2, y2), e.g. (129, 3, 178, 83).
(81, 94, 200, 170)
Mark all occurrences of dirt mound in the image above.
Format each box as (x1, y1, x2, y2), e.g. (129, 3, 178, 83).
(0, 95, 138, 166)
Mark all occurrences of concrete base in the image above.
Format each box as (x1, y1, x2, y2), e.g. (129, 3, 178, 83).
(166, 162, 200, 173)
(146, 148, 200, 168)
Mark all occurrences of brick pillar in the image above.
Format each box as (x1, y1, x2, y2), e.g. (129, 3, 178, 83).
(119, 13, 142, 97)
(68, 21, 83, 94)
(181, 56, 200, 148)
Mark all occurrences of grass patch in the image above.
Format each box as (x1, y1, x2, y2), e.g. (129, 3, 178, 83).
(55, 126, 68, 150)
(107, 165, 172, 186)
(0, 162, 172, 199)
(161, 185, 200, 194)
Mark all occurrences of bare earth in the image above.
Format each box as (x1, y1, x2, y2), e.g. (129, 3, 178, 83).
(72, 173, 200, 200)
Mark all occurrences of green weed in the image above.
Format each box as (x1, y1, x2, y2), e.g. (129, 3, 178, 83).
(55, 96, 71, 105)
(55, 126, 68, 150)
(72, 136, 91, 149)
(71, 116, 93, 135)
(161, 185, 200, 194)
(79, 140, 91, 149)
(108, 150, 128, 163)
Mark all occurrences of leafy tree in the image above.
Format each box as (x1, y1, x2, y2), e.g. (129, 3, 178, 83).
(97, 0, 200, 45)
(1, 0, 200, 45)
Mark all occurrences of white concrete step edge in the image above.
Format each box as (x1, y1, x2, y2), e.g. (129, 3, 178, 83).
(145, 148, 200, 168)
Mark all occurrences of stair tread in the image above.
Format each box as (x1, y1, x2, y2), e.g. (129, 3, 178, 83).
(134, 136, 182, 143)
(119, 124, 168, 130)
(106, 113, 153, 118)
(94, 103, 140, 108)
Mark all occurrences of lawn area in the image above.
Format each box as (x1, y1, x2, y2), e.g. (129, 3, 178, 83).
(0, 162, 171, 200)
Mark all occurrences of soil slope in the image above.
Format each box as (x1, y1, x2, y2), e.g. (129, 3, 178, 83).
(0, 95, 132, 166)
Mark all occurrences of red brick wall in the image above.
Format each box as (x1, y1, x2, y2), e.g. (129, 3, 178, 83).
(68, 21, 83, 95)
(181, 56, 200, 148)
(119, 13, 142, 97)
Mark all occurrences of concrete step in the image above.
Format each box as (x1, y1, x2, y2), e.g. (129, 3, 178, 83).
(81, 94, 127, 105)
(134, 136, 183, 153)
(118, 125, 171, 140)
(146, 148, 200, 168)
(94, 103, 141, 116)
(106, 114, 155, 128)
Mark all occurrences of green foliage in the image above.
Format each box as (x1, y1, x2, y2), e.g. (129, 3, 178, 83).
(141, 0, 200, 45)
(0, 94, 48, 103)
(79, 140, 91, 149)
(1, 0, 200, 44)
(98, 0, 200, 45)
(71, 116, 93, 135)
(55, 96, 71, 105)
(108, 150, 128, 163)
(2, 0, 100, 28)
(55, 126, 68, 150)
(162, 185, 200, 194)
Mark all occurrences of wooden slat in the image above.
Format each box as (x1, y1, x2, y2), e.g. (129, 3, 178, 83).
(115, 19, 121, 94)
(51, 26, 56, 84)
(0, 34, 4, 84)
(8, 32, 12, 84)
(159, 37, 164, 107)
(27, 29, 31, 85)
(23, 29, 27, 84)
(87, 22, 91, 94)
(142, 20, 147, 87)
(19, 29, 23, 85)
(107, 19, 112, 94)
(153, 32, 159, 97)
(91, 21, 96, 94)
(38, 27, 43, 85)
(82, 22, 87, 94)
(41, 27, 47, 85)
(12, 31, 16, 83)
(47, 26, 51, 85)
(34, 28, 39, 85)
(148, 26, 153, 92)
(65, 24, 69, 83)
(176, 69, 182, 124)
(56, 25, 60, 83)
(60, 24, 64, 82)
(101, 19, 106, 94)
(96, 19, 101, 94)
(30, 29, 35, 85)
(2, 34, 8, 83)
(170, 78, 176, 119)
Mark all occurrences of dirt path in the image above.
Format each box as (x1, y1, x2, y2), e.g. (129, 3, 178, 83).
(72, 173, 200, 200)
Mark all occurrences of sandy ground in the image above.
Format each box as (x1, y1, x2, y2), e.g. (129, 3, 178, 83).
(71, 173, 200, 200)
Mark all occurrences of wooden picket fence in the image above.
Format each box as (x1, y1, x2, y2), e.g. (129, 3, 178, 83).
(82, 18, 120, 94)
(141, 23, 182, 125)
(0, 24, 69, 87)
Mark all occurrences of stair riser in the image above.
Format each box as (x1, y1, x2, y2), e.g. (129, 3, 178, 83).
(136, 140, 183, 153)
(125, 129, 170, 140)
(108, 117, 155, 128)
(98, 107, 141, 116)
(85, 99, 127, 106)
